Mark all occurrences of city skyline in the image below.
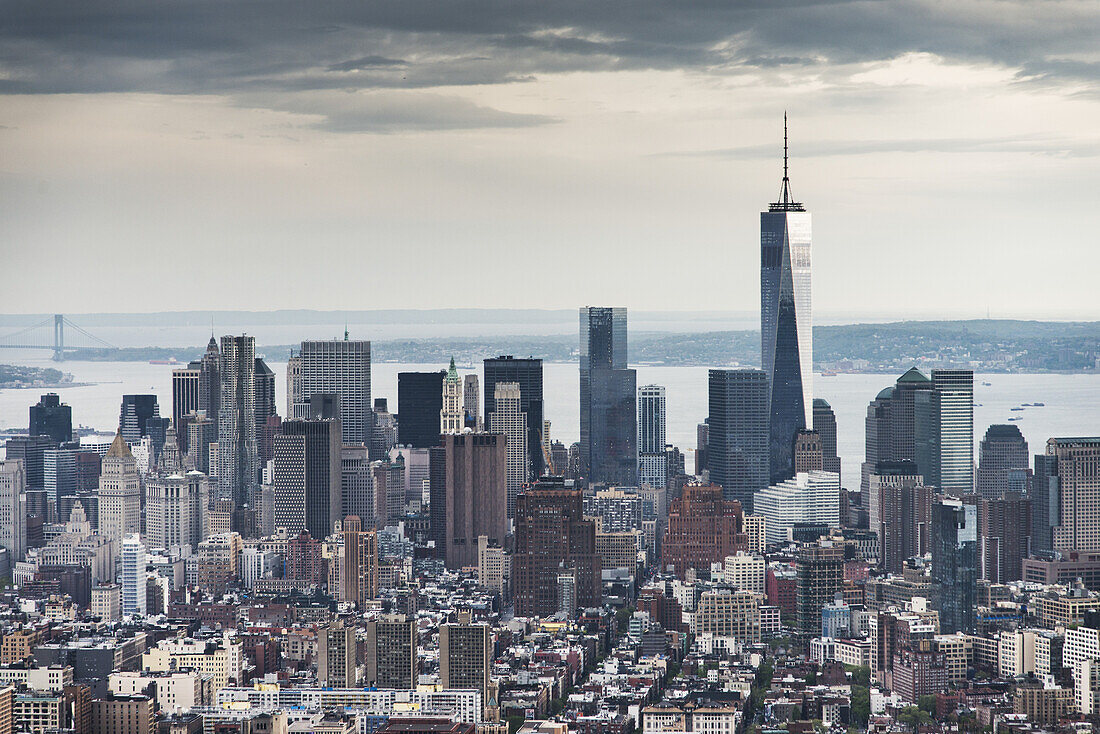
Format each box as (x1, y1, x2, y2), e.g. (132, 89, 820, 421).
(2, 3, 1100, 316)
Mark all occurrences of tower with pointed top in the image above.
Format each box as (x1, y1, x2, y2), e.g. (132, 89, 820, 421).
(98, 432, 142, 545)
(441, 358, 465, 434)
(761, 115, 813, 483)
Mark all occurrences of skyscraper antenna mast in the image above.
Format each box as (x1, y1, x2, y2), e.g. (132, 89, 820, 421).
(771, 111, 803, 212)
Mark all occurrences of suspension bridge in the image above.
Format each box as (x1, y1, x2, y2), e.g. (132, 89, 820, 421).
(0, 315, 117, 361)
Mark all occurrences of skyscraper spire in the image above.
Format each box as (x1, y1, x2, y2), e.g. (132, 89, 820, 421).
(771, 112, 804, 212)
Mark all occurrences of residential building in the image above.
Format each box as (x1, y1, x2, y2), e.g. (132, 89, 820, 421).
(638, 385, 668, 490)
(318, 619, 358, 688)
(217, 335, 259, 528)
(366, 615, 417, 689)
(752, 470, 840, 545)
(932, 497, 978, 634)
(440, 609, 492, 705)
(661, 484, 748, 578)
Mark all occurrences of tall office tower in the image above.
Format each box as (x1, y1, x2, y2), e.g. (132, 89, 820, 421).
(435, 433, 507, 569)
(976, 425, 1030, 499)
(513, 477, 600, 617)
(98, 433, 141, 545)
(366, 614, 417, 689)
(30, 393, 72, 445)
(440, 609, 492, 703)
(318, 619, 358, 688)
(890, 368, 933, 463)
(186, 412, 217, 474)
(0, 460, 27, 563)
(932, 496, 977, 633)
(1032, 453, 1060, 553)
(708, 370, 769, 510)
(371, 398, 398, 460)
(4, 434, 55, 491)
(217, 335, 259, 519)
(579, 307, 637, 486)
(341, 515, 378, 607)
(371, 456, 406, 529)
(297, 339, 372, 446)
(118, 395, 160, 444)
(120, 534, 147, 617)
(931, 370, 975, 495)
(397, 371, 445, 449)
(463, 374, 481, 429)
(861, 368, 936, 494)
(171, 367, 201, 435)
(198, 335, 221, 436)
(812, 399, 841, 478)
(868, 462, 931, 575)
(286, 353, 301, 417)
(146, 416, 170, 463)
(976, 491, 1030, 583)
(341, 446, 374, 525)
(390, 445, 432, 508)
(638, 385, 668, 489)
(44, 448, 78, 508)
(661, 484, 749, 578)
(1049, 437, 1100, 551)
(145, 472, 205, 549)
(795, 541, 843, 640)
(696, 421, 710, 477)
(861, 387, 895, 495)
(272, 418, 342, 541)
(484, 356, 545, 480)
(488, 382, 528, 519)
(441, 358, 465, 434)
(761, 118, 812, 484)
(254, 357, 277, 452)
(793, 430, 823, 473)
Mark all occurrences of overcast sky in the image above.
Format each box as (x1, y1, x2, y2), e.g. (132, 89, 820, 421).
(2, 1, 1099, 319)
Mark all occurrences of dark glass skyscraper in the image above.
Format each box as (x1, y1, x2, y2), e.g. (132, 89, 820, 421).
(579, 307, 636, 486)
(30, 393, 72, 445)
(397, 371, 445, 449)
(118, 394, 160, 444)
(761, 118, 812, 483)
(484, 355, 544, 480)
(976, 424, 1029, 499)
(931, 496, 977, 634)
(812, 398, 840, 478)
(707, 369, 769, 511)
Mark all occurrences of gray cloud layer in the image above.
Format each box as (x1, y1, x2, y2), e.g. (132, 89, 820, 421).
(2, 1, 1099, 131)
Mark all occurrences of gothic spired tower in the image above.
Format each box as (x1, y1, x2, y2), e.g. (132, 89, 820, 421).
(761, 115, 813, 483)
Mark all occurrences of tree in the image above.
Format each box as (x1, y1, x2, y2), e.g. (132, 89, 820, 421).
(850, 686, 870, 727)
(897, 706, 932, 731)
(845, 665, 872, 687)
(918, 695, 937, 718)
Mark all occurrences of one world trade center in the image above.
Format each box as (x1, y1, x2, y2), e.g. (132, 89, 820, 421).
(761, 115, 812, 483)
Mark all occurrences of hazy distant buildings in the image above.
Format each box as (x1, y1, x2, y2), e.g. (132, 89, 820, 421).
(638, 385, 668, 490)
(296, 339, 372, 446)
(484, 356, 544, 480)
(217, 335, 259, 524)
(488, 382, 527, 519)
(708, 369, 769, 510)
(977, 424, 1030, 499)
(761, 124, 812, 483)
(397, 371, 444, 449)
(462, 374, 481, 430)
(30, 393, 72, 445)
(579, 307, 637, 486)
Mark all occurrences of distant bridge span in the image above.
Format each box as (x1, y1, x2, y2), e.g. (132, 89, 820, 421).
(0, 314, 117, 361)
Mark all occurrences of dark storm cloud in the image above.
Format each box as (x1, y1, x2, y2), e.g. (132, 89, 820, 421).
(1, 0, 1098, 129)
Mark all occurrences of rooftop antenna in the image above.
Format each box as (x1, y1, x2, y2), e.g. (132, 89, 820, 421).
(344, 322, 349, 341)
(770, 111, 804, 212)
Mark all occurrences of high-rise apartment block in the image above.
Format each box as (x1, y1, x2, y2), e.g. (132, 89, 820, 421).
(513, 477, 600, 617)
(217, 335, 259, 522)
(440, 609, 492, 704)
(579, 307, 637, 486)
(932, 496, 977, 634)
(366, 615, 417, 689)
(341, 515, 378, 607)
(796, 542, 843, 639)
(868, 462, 931, 575)
(120, 534, 147, 618)
(661, 484, 749, 578)
(708, 369, 769, 510)
(318, 620, 357, 688)
(484, 356, 544, 480)
(931, 370, 975, 495)
(430, 433, 507, 570)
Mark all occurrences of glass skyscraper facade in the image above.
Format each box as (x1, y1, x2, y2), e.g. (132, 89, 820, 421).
(932, 496, 977, 634)
(484, 355, 544, 480)
(761, 124, 812, 483)
(708, 369, 769, 511)
(579, 307, 637, 486)
(932, 369, 974, 495)
(637, 384, 667, 489)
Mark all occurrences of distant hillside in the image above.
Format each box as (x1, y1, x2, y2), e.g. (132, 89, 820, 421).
(69, 319, 1100, 373)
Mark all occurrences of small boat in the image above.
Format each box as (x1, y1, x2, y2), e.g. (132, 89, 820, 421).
(1033, 402, 1045, 407)
(1010, 407, 1024, 411)
(1008, 417, 1022, 421)
(149, 358, 181, 365)
(821, 370, 838, 377)
(982, 382, 992, 387)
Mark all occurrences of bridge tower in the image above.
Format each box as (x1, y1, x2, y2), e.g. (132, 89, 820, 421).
(53, 314, 64, 361)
